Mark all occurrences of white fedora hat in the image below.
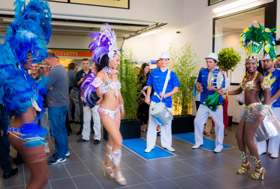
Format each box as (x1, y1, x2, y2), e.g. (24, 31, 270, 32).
(159, 51, 170, 59)
(262, 54, 271, 60)
(205, 53, 218, 62)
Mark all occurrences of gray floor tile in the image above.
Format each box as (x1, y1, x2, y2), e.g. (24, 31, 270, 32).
(206, 168, 261, 188)
(50, 178, 77, 189)
(189, 173, 234, 189)
(121, 168, 146, 186)
(131, 165, 166, 182)
(121, 155, 146, 168)
(241, 179, 280, 189)
(1, 172, 24, 188)
(75, 150, 98, 161)
(47, 164, 70, 180)
(164, 160, 202, 176)
(72, 174, 102, 189)
(3, 186, 26, 189)
(150, 179, 181, 189)
(127, 183, 154, 189)
(6, 123, 280, 188)
(64, 162, 90, 177)
(170, 176, 208, 189)
(63, 152, 81, 164)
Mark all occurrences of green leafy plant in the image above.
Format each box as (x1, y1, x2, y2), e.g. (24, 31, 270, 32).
(119, 49, 141, 120)
(169, 44, 199, 115)
(217, 47, 241, 72)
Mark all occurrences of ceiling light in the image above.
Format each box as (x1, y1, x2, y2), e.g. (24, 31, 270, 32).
(140, 29, 161, 37)
(213, 0, 258, 13)
(216, 2, 261, 17)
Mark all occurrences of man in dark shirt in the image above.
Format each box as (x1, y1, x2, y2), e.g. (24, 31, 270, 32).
(75, 58, 91, 135)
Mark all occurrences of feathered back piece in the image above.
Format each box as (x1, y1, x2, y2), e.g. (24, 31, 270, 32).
(0, 0, 51, 116)
(5, 0, 52, 66)
(240, 22, 279, 62)
(89, 24, 119, 64)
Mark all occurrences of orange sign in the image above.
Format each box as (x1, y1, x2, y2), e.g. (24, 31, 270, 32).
(51, 49, 93, 58)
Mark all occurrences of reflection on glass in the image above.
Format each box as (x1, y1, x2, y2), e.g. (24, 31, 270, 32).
(214, 8, 265, 83)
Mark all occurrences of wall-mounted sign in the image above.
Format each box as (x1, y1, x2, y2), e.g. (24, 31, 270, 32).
(50, 49, 93, 58)
(49, 0, 129, 9)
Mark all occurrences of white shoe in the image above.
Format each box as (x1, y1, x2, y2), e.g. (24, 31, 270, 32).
(214, 146, 223, 153)
(192, 144, 201, 149)
(164, 146, 175, 152)
(271, 153, 279, 159)
(145, 148, 153, 153)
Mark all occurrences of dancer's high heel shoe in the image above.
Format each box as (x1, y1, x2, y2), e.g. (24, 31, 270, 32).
(114, 171, 127, 185)
(236, 162, 251, 175)
(103, 164, 114, 179)
(248, 167, 266, 180)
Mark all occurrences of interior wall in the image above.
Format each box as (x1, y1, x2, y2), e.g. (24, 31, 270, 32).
(0, 0, 185, 27)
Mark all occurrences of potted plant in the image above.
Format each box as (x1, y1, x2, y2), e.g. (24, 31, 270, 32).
(169, 44, 199, 133)
(104, 49, 141, 139)
(217, 47, 241, 73)
(217, 47, 241, 126)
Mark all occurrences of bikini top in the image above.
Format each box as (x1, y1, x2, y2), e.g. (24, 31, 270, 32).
(240, 72, 259, 91)
(103, 67, 121, 90)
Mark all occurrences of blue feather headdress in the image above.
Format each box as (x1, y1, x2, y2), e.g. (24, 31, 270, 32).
(89, 24, 120, 64)
(6, 0, 52, 66)
(0, 0, 52, 116)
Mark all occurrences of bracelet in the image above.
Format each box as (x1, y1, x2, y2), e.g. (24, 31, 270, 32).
(226, 91, 229, 96)
(120, 104, 124, 110)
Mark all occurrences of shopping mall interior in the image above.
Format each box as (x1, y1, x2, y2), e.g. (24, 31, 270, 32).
(0, 0, 280, 188)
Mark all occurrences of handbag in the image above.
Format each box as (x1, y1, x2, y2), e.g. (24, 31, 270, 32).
(149, 70, 173, 126)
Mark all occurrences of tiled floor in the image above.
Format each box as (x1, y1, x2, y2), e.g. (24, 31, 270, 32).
(1, 121, 280, 189)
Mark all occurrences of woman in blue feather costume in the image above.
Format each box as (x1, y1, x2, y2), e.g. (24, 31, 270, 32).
(0, 0, 52, 188)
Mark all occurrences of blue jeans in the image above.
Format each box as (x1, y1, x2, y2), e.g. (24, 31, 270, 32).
(48, 106, 69, 158)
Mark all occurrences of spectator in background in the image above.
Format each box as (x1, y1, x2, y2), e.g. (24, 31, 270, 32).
(137, 63, 150, 132)
(68, 63, 80, 123)
(77, 63, 102, 145)
(75, 58, 91, 135)
(30, 63, 50, 153)
(0, 104, 18, 179)
(44, 50, 69, 165)
(257, 54, 280, 159)
(193, 67, 209, 136)
(145, 52, 180, 153)
(193, 53, 225, 153)
(211, 66, 230, 136)
(275, 54, 280, 69)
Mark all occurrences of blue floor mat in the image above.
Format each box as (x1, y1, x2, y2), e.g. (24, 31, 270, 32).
(173, 133, 232, 151)
(123, 138, 174, 160)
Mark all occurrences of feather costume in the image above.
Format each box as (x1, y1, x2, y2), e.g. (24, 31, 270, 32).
(0, 0, 51, 115)
(80, 73, 100, 108)
(240, 22, 279, 62)
(0, 0, 52, 139)
(89, 24, 120, 64)
(82, 24, 119, 107)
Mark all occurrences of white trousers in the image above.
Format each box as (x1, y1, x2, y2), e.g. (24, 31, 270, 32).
(146, 101, 173, 149)
(257, 107, 280, 155)
(82, 105, 101, 140)
(194, 104, 224, 149)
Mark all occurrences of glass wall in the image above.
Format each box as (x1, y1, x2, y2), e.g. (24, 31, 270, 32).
(214, 8, 265, 83)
